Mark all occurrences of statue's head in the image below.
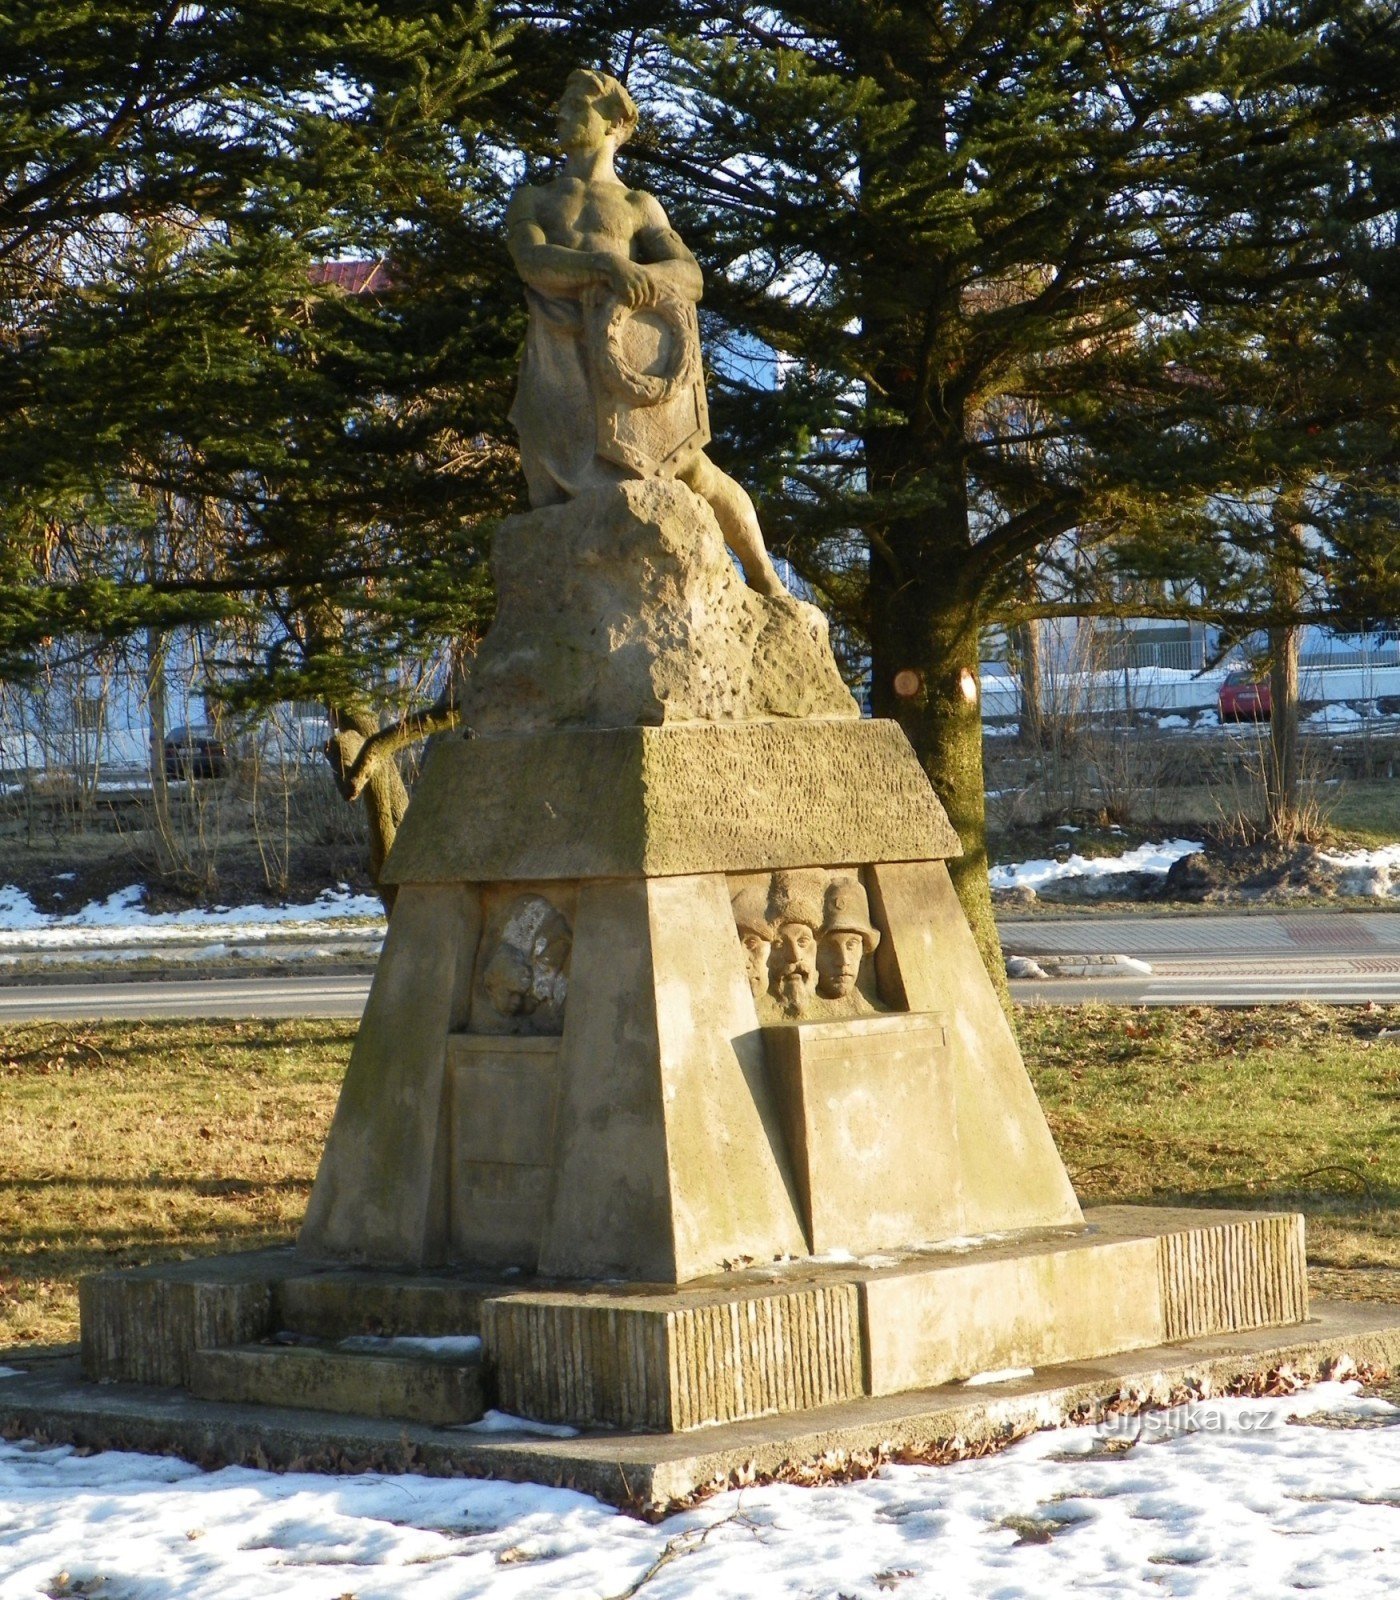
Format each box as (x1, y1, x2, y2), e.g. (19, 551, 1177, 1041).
(765, 870, 825, 1017)
(556, 69, 639, 154)
(816, 877, 881, 999)
(481, 893, 572, 1022)
(731, 884, 775, 998)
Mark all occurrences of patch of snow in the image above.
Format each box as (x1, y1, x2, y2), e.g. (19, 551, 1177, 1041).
(338, 1335, 482, 1360)
(1, 1385, 1397, 1596)
(1318, 843, 1400, 898)
(963, 1367, 1035, 1387)
(1156, 714, 1190, 729)
(0, 883, 386, 949)
(990, 838, 1204, 891)
(982, 722, 1019, 737)
(1306, 703, 1365, 727)
(1006, 956, 1049, 980)
(456, 1410, 581, 1438)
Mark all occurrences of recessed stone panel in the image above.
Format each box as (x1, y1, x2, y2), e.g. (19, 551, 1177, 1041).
(764, 1013, 958, 1254)
(449, 1034, 561, 1270)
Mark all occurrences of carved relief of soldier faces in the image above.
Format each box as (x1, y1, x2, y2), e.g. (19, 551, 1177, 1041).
(731, 870, 884, 1021)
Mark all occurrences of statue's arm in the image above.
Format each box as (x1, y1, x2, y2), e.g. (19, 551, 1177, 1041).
(506, 191, 602, 297)
(632, 194, 704, 303)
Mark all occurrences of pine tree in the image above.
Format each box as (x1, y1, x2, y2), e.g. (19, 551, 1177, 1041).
(543, 0, 1400, 979)
(0, 1, 519, 883)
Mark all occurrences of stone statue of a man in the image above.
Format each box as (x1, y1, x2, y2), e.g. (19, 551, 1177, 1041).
(506, 69, 787, 598)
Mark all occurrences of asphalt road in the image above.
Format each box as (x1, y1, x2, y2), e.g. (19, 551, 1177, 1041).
(0, 972, 373, 1022)
(1004, 910, 1400, 1006)
(4, 910, 1400, 1017)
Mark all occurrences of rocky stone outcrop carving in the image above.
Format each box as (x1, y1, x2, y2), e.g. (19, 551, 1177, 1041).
(459, 479, 858, 731)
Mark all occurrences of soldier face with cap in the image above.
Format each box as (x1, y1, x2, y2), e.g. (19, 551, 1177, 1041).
(816, 878, 881, 1000)
(816, 929, 866, 999)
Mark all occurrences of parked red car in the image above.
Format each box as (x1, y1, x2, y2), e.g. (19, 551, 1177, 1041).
(1218, 671, 1272, 721)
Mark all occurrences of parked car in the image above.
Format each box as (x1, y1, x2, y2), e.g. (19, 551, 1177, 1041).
(163, 723, 228, 779)
(1218, 671, 1272, 721)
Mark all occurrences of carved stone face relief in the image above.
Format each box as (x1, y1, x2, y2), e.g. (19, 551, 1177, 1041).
(478, 893, 572, 1035)
(733, 869, 886, 1021)
(816, 878, 881, 1001)
(730, 884, 774, 998)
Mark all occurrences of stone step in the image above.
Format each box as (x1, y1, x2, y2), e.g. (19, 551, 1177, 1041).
(275, 1272, 496, 1341)
(189, 1339, 485, 1426)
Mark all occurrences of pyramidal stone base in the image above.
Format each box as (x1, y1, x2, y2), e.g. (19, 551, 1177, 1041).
(294, 718, 1082, 1283)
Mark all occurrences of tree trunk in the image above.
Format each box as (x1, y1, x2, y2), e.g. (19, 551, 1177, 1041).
(1267, 619, 1300, 838)
(1266, 513, 1306, 842)
(143, 513, 175, 876)
(865, 432, 1009, 1007)
(326, 705, 410, 914)
(1016, 621, 1044, 749)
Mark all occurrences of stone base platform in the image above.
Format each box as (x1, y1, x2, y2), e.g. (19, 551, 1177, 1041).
(7, 1300, 1400, 1512)
(81, 1206, 1308, 1437)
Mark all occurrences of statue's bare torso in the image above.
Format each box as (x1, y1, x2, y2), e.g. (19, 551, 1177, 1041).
(505, 71, 785, 597)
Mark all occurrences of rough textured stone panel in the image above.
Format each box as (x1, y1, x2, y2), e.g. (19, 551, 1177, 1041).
(482, 1282, 862, 1431)
(1158, 1213, 1308, 1341)
(382, 720, 960, 885)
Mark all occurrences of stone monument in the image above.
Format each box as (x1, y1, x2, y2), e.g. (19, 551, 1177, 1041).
(72, 70, 1335, 1502)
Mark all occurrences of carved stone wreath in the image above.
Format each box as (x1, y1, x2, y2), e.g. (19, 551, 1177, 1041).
(596, 294, 701, 408)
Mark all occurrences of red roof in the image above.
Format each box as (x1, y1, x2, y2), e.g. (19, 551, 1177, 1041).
(307, 260, 392, 295)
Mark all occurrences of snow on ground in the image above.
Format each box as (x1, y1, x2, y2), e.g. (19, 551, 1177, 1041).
(990, 838, 1204, 891)
(0, 884, 386, 950)
(0, 1385, 1396, 1598)
(1320, 843, 1400, 897)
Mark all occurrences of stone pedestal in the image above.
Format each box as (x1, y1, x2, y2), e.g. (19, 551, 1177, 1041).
(72, 480, 1321, 1480)
(296, 718, 1082, 1283)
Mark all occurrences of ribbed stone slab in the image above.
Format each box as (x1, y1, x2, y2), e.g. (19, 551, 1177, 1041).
(1159, 1213, 1308, 1340)
(482, 1282, 863, 1431)
(79, 1251, 284, 1386)
(382, 720, 960, 884)
(191, 1344, 484, 1425)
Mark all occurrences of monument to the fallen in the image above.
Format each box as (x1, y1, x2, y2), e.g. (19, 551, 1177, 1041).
(78, 70, 1317, 1493)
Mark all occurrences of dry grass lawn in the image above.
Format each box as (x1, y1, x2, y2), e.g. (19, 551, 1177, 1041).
(0, 1018, 350, 1347)
(3, 1005, 1400, 1350)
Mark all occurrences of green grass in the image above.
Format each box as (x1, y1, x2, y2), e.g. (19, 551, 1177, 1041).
(1328, 780, 1400, 848)
(4, 1006, 1400, 1350)
(1020, 1002, 1400, 1286)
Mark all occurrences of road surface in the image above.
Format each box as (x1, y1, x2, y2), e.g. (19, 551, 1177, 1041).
(4, 912, 1400, 1018)
(0, 973, 372, 1023)
(1003, 910, 1400, 1006)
